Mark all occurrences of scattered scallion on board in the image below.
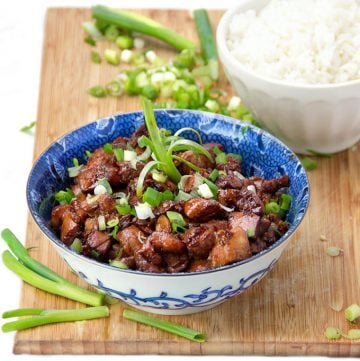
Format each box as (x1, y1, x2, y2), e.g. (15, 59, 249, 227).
(301, 157, 318, 171)
(344, 304, 360, 322)
(123, 309, 206, 343)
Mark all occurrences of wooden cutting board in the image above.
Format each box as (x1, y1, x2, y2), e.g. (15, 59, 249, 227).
(14, 8, 360, 356)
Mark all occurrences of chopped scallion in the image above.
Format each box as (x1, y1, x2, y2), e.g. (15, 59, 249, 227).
(109, 260, 128, 269)
(104, 49, 120, 65)
(70, 238, 82, 254)
(115, 204, 132, 216)
(103, 143, 113, 154)
(107, 219, 119, 228)
(113, 148, 124, 161)
(98, 215, 106, 231)
(161, 190, 174, 201)
(91, 51, 102, 64)
(208, 169, 219, 182)
(344, 304, 360, 322)
(301, 157, 318, 171)
(54, 188, 74, 205)
(247, 228, 255, 238)
(96, 178, 113, 194)
(166, 211, 186, 233)
(88, 85, 106, 98)
(265, 202, 280, 214)
(142, 187, 163, 207)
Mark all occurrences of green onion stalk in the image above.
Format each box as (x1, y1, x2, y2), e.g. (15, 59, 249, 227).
(123, 309, 206, 343)
(92, 5, 196, 51)
(1, 229, 104, 307)
(2, 306, 109, 332)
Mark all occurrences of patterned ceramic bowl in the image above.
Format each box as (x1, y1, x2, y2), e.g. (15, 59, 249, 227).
(27, 110, 309, 315)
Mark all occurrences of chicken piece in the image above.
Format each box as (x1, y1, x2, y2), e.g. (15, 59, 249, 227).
(87, 231, 112, 257)
(187, 259, 211, 272)
(217, 189, 242, 207)
(216, 173, 243, 189)
(155, 215, 172, 233)
(116, 162, 143, 184)
(87, 148, 115, 168)
(83, 217, 99, 238)
(148, 232, 186, 254)
(112, 136, 129, 149)
(183, 198, 225, 222)
(98, 194, 116, 213)
(261, 175, 289, 193)
(182, 226, 215, 259)
(135, 242, 164, 273)
(76, 164, 120, 192)
(60, 212, 81, 245)
(163, 253, 189, 273)
(178, 150, 214, 173)
(116, 225, 144, 256)
(216, 155, 241, 173)
(229, 211, 260, 233)
(209, 228, 251, 268)
(236, 188, 264, 215)
(50, 204, 73, 228)
(153, 200, 184, 217)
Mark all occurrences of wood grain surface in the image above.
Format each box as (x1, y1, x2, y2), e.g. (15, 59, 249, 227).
(14, 8, 360, 356)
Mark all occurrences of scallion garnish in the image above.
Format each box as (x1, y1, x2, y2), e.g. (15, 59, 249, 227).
(142, 187, 163, 207)
(247, 228, 255, 238)
(123, 309, 206, 343)
(113, 147, 124, 161)
(202, 178, 218, 197)
(54, 188, 74, 205)
(1, 229, 104, 306)
(68, 164, 83, 178)
(116, 35, 134, 49)
(1, 306, 109, 332)
(107, 219, 119, 228)
(104, 48, 120, 65)
(265, 201, 280, 215)
(208, 169, 219, 182)
(70, 238, 82, 254)
(103, 143, 113, 154)
(152, 170, 167, 183)
(301, 157, 318, 171)
(109, 260, 128, 269)
(161, 190, 174, 201)
(215, 152, 227, 165)
(115, 204, 133, 216)
(166, 211, 187, 233)
(96, 178, 113, 194)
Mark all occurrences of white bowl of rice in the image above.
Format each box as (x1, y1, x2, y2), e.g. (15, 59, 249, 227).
(217, 0, 360, 154)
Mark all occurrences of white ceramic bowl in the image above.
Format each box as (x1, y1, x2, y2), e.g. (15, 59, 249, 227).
(27, 110, 309, 315)
(217, 0, 360, 154)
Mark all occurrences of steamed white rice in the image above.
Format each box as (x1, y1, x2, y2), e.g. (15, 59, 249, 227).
(226, 0, 360, 84)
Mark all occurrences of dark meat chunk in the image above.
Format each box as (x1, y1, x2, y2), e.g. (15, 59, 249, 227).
(250, 239, 267, 254)
(60, 212, 81, 245)
(217, 189, 242, 207)
(119, 256, 136, 269)
(71, 199, 88, 223)
(216, 155, 241, 173)
(236, 188, 264, 215)
(178, 150, 214, 173)
(209, 228, 251, 268)
(148, 232, 186, 254)
(153, 200, 184, 217)
(116, 225, 144, 256)
(98, 194, 116, 213)
(229, 212, 260, 233)
(187, 259, 211, 272)
(50, 204, 73, 228)
(83, 217, 99, 238)
(107, 242, 122, 260)
(86, 231, 111, 257)
(76, 164, 121, 192)
(163, 253, 189, 273)
(261, 175, 289, 193)
(133, 218, 156, 235)
(255, 217, 271, 238)
(205, 220, 229, 231)
(129, 124, 148, 148)
(116, 162, 143, 184)
(182, 226, 215, 259)
(118, 214, 133, 230)
(216, 173, 243, 189)
(184, 198, 225, 222)
(135, 242, 164, 273)
(87, 148, 115, 168)
(112, 136, 129, 149)
(71, 184, 83, 197)
(155, 215, 172, 233)
(77, 197, 99, 215)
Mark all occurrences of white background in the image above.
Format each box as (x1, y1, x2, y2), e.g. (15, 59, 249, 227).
(0, 0, 354, 360)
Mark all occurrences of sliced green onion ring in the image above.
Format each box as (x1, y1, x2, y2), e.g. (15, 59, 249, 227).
(173, 127, 203, 144)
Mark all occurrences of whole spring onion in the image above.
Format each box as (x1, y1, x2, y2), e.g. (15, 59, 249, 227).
(123, 309, 205, 343)
(193, 9, 218, 80)
(1, 229, 104, 307)
(92, 6, 196, 51)
(2, 306, 109, 332)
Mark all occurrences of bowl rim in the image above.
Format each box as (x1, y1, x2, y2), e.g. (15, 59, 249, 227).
(216, 0, 360, 90)
(27, 108, 310, 278)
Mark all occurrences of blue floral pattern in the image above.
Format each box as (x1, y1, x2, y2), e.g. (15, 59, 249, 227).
(83, 259, 278, 310)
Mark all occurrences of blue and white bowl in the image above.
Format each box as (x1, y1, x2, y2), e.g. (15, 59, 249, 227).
(27, 110, 310, 315)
